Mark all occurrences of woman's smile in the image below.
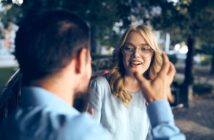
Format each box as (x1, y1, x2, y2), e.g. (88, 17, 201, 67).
(129, 59, 143, 67)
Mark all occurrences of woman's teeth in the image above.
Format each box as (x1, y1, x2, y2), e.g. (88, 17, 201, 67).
(130, 61, 143, 65)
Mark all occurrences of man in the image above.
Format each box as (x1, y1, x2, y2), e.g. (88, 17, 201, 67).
(0, 9, 185, 140)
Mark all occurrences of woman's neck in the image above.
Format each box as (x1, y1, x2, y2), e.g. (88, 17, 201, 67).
(124, 75, 140, 93)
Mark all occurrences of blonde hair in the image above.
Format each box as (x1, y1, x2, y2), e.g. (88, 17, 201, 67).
(108, 25, 162, 105)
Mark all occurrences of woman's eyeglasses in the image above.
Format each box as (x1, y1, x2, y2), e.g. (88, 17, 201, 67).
(122, 44, 154, 57)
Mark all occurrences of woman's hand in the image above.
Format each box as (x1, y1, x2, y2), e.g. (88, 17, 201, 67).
(134, 53, 176, 103)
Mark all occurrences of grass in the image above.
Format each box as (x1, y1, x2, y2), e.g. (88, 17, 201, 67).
(0, 67, 18, 89)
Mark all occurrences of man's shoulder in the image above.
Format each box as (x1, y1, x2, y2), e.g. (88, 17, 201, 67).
(0, 107, 112, 140)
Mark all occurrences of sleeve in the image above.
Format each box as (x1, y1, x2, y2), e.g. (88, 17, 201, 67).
(88, 77, 104, 122)
(66, 113, 113, 140)
(147, 100, 186, 140)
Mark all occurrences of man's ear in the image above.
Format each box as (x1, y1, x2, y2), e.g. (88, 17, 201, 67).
(75, 48, 87, 74)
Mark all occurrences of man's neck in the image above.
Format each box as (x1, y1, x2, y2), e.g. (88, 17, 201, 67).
(32, 77, 75, 106)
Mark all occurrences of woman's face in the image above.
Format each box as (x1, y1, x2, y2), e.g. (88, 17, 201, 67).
(122, 31, 153, 76)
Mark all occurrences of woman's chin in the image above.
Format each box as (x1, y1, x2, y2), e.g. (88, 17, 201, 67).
(129, 69, 146, 76)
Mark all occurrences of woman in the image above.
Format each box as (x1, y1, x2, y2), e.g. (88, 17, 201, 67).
(88, 25, 162, 140)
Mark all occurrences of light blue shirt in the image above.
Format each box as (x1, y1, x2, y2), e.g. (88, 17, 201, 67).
(0, 86, 185, 140)
(147, 100, 186, 140)
(0, 87, 112, 140)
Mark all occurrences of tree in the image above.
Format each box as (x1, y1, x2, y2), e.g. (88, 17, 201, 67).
(197, 2, 214, 74)
(150, 0, 214, 106)
(0, 2, 22, 28)
(1, 0, 120, 54)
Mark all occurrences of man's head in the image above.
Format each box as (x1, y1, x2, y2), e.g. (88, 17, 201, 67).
(15, 9, 92, 93)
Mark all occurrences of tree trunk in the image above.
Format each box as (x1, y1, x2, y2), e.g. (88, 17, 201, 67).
(180, 36, 195, 107)
(210, 54, 214, 74)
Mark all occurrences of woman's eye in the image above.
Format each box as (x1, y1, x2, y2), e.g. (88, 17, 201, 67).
(124, 46, 133, 51)
(126, 48, 134, 52)
(141, 48, 148, 51)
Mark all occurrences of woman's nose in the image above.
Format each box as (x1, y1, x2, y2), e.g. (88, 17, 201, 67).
(132, 48, 141, 57)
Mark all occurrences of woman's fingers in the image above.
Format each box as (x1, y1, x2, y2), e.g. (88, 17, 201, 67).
(134, 53, 176, 103)
(168, 62, 176, 84)
(158, 53, 170, 77)
(168, 62, 176, 77)
(167, 89, 174, 103)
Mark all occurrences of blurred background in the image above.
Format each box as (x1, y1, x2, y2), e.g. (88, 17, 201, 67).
(0, 0, 214, 139)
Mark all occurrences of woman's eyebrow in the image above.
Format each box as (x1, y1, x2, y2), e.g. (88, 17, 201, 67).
(124, 42, 149, 47)
(139, 43, 149, 46)
(124, 42, 134, 45)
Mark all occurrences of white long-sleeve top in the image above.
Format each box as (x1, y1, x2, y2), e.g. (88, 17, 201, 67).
(89, 76, 150, 140)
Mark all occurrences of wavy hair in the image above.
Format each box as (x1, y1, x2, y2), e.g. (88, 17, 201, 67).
(108, 25, 162, 105)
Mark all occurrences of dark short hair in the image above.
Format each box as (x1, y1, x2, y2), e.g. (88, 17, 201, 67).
(15, 9, 90, 84)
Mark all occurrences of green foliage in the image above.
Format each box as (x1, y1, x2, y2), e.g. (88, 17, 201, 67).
(168, 54, 177, 64)
(193, 83, 213, 95)
(0, 67, 17, 89)
(26, 0, 123, 51)
(0, 4, 23, 27)
(151, 0, 214, 96)
(150, 0, 214, 46)
(2, 0, 214, 55)
(199, 55, 211, 66)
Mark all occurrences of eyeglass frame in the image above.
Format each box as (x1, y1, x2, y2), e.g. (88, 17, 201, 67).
(121, 43, 154, 57)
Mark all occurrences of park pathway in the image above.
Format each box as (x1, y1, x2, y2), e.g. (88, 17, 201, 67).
(174, 94, 214, 140)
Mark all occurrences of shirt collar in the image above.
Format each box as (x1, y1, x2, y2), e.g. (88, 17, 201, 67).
(21, 86, 79, 116)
